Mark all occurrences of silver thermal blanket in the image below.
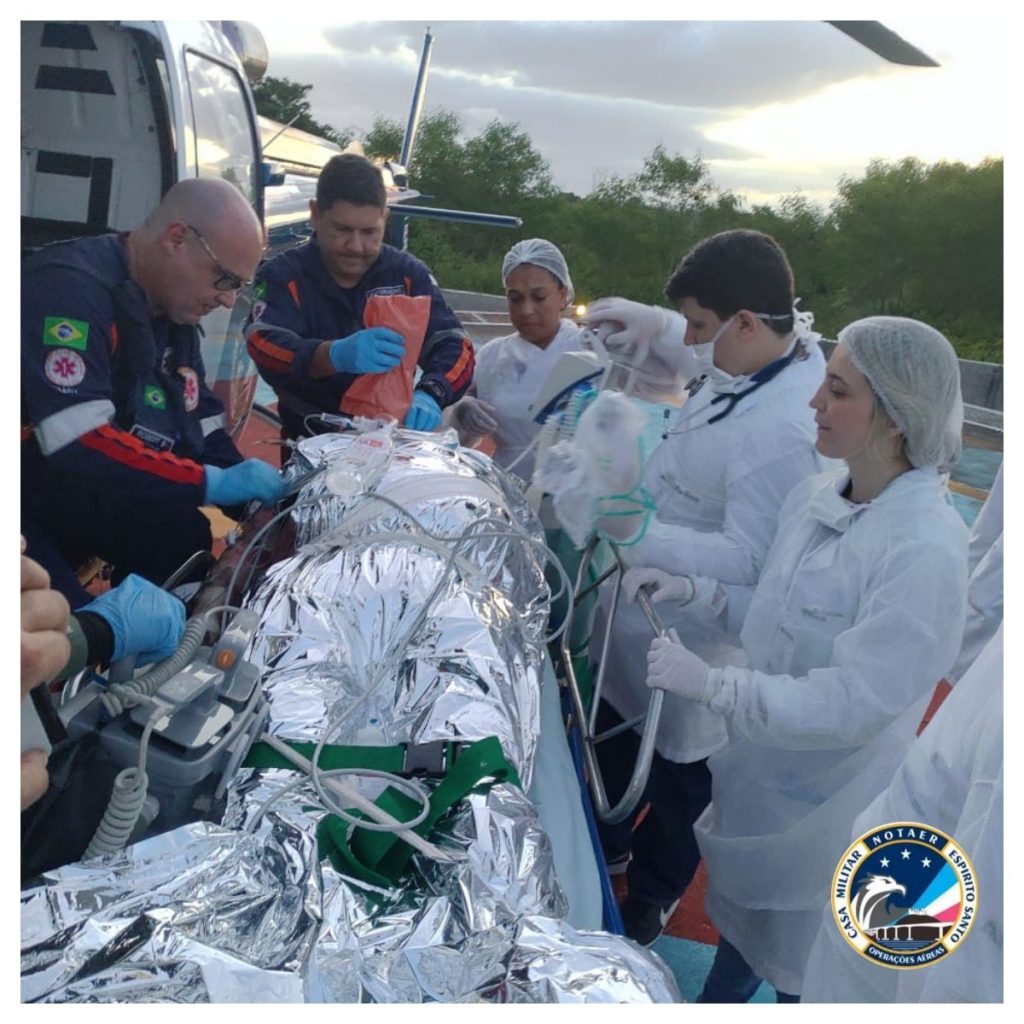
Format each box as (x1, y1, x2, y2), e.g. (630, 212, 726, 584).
(21, 428, 679, 1003)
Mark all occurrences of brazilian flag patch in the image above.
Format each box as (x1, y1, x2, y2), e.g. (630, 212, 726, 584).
(253, 281, 267, 300)
(43, 317, 90, 351)
(143, 385, 167, 410)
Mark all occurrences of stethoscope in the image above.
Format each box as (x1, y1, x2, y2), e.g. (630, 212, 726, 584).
(662, 343, 805, 438)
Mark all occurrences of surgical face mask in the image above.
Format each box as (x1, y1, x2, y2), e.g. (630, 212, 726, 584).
(688, 316, 734, 378)
(706, 360, 747, 394)
(702, 316, 753, 393)
(700, 310, 801, 394)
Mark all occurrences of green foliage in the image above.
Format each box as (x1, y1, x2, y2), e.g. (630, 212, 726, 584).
(293, 89, 1003, 363)
(595, 145, 716, 211)
(252, 76, 346, 145)
(818, 157, 1003, 349)
(363, 116, 405, 161)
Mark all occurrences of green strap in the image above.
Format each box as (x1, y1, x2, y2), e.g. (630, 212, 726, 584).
(244, 740, 407, 773)
(329, 736, 519, 887)
(352, 735, 520, 883)
(245, 736, 520, 888)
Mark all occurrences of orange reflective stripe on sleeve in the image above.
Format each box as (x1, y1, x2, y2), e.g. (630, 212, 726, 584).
(80, 424, 204, 486)
(246, 331, 295, 374)
(444, 340, 474, 387)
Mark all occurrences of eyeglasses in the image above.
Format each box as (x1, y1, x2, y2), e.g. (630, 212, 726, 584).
(187, 224, 252, 291)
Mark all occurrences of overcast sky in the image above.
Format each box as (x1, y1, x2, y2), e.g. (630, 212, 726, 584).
(251, 8, 1006, 209)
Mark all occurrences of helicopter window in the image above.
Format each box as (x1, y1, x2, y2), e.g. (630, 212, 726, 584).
(184, 51, 257, 205)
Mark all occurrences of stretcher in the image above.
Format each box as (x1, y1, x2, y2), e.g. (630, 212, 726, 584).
(21, 426, 678, 1003)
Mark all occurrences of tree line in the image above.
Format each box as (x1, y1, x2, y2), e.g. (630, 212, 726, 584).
(256, 78, 1003, 363)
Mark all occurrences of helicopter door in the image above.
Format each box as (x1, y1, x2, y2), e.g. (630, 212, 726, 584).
(21, 21, 168, 249)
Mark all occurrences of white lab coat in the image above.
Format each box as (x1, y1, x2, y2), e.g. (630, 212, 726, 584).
(594, 340, 827, 763)
(801, 624, 1003, 1002)
(695, 467, 969, 995)
(471, 319, 583, 479)
(950, 462, 1002, 683)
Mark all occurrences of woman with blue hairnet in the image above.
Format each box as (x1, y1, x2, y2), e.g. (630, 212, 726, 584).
(623, 316, 970, 1000)
(445, 238, 582, 478)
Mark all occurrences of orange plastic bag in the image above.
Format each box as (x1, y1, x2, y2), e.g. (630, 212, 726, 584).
(339, 294, 431, 421)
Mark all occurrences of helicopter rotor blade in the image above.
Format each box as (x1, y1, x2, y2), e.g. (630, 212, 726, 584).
(828, 20, 939, 67)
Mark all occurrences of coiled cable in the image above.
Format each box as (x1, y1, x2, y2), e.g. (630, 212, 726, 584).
(82, 711, 159, 859)
(99, 616, 207, 717)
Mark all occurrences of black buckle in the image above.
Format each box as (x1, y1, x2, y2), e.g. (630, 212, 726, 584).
(401, 740, 449, 778)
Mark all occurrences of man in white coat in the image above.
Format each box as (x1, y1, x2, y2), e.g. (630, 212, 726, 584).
(578, 229, 828, 944)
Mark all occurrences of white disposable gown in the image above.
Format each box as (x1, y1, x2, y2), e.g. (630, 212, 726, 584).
(950, 462, 1002, 683)
(594, 339, 827, 763)
(470, 319, 583, 479)
(801, 623, 1003, 1002)
(694, 467, 969, 995)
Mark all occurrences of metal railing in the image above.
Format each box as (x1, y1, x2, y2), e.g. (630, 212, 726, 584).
(557, 538, 667, 824)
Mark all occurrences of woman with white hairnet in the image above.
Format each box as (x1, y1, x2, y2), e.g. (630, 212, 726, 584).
(623, 316, 970, 1000)
(445, 238, 582, 478)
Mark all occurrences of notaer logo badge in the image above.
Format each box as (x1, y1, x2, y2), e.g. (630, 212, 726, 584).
(831, 821, 977, 969)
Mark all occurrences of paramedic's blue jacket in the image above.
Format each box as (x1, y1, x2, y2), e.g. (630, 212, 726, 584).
(245, 239, 474, 433)
(21, 234, 242, 509)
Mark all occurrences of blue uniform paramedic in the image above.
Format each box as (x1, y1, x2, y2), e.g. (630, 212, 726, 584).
(578, 230, 827, 946)
(246, 154, 475, 441)
(21, 179, 285, 606)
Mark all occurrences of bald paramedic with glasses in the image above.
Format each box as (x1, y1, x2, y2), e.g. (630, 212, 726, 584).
(21, 178, 285, 606)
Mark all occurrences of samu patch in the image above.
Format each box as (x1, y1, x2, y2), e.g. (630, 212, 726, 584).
(44, 348, 86, 387)
(43, 317, 90, 351)
(178, 367, 199, 412)
(144, 385, 167, 410)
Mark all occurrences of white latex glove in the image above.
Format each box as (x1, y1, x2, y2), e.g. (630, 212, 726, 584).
(582, 297, 663, 353)
(582, 298, 692, 400)
(451, 395, 499, 439)
(646, 628, 721, 705)
(622, 567, 695, 606)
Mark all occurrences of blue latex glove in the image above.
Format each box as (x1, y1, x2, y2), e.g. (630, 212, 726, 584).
(81, 574, 186, 665)
(204, 459, 285, 507)
(329, 327, 405, 374)
(403, 390, 442, 431)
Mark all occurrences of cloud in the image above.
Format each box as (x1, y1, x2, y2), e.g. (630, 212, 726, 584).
(255, 17, 1002, 203)
(315, 21, 885, 109)
(265, 22, 784, 195)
